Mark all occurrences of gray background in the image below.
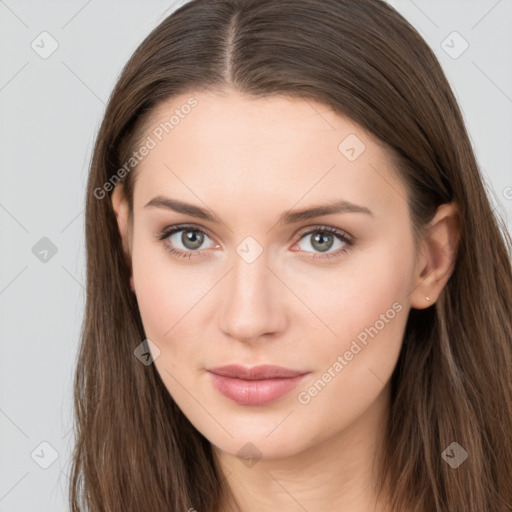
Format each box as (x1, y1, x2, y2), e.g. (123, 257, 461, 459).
(0, 1, 511, 510)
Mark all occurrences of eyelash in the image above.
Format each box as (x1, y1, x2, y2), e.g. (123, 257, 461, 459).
(156, 224, 354, 262)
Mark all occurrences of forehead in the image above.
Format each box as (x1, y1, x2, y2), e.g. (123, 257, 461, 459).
(131, 90, 407, 223)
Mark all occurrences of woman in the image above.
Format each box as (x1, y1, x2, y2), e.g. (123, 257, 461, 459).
(70, 0, 512, 511)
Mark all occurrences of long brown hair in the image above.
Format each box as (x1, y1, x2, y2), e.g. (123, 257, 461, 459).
(70, 0, 512, 510)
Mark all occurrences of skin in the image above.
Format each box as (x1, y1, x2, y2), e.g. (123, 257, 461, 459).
(112, 89, 460, 511)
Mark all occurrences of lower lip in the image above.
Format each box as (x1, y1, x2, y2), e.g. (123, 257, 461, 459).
(208, 372, 308, 406)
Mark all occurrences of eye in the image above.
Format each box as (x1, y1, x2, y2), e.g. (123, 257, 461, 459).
(292, 226, 353, 261)
(158, 225, 218, 259)
(157, 224, 354, 261)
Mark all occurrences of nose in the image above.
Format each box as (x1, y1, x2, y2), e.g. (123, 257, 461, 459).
(217, 248, 287, 344)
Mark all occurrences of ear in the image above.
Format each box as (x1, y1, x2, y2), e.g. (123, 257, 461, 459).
(111, 184, 134, 292)
(410, 202, 461, 309)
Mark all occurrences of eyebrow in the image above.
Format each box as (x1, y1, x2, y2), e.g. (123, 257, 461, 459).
(143, 195, 373, 224)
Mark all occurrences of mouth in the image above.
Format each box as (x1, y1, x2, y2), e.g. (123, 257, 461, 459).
(207, 364, 310, 406)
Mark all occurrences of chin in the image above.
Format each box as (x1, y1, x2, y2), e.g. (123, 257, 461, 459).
(210, 432, 311, 463)
(192, 407, 322, 462)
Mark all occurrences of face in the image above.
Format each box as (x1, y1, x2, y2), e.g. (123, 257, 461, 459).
(118, 90, 419, 460)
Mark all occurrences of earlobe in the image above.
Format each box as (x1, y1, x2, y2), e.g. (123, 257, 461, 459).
(410, 202, 461, 309)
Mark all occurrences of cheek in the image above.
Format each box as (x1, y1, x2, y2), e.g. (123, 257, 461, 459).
(131, 243, 174, 337)
(132, 237, 190, 342)
(284, 230, 414, 350)
(130, 235, 217, 363)
(291, 237, 413, 430)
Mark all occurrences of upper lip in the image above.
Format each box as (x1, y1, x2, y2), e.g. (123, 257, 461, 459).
(207, 364, 308, 380)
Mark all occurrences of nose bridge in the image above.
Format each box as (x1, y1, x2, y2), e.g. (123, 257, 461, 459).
(217, 243, 285, 341)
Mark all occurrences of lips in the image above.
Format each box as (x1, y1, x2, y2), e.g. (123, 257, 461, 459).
(207, 364, 309, 405)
